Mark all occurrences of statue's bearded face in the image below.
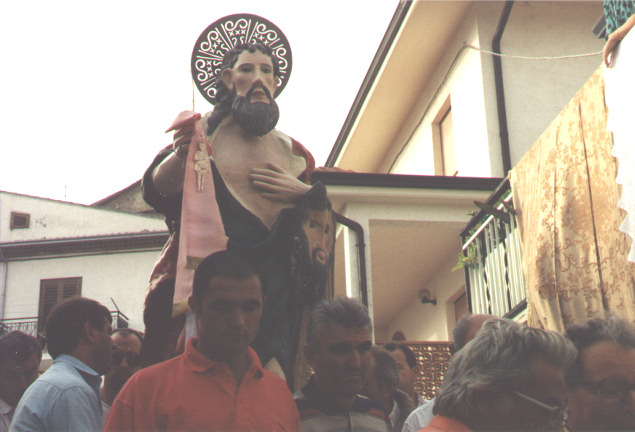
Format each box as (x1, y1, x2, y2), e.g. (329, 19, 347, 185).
(222, 49, 281, 136)
(231, 87, 280, 136)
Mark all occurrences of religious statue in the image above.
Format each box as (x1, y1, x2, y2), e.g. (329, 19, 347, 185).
(140, 14, 335, 390)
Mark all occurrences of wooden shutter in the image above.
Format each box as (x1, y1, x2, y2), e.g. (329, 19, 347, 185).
(38, 278, 82, 332)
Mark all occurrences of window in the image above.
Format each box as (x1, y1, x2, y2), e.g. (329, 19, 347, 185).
(432, 99, 456, 176)
(10, 212, 30, 229)
(38, 278, 82, 332)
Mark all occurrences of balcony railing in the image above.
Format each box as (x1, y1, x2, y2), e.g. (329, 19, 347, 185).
(0, 310, 129, 339)
(459, 178, 527, 319)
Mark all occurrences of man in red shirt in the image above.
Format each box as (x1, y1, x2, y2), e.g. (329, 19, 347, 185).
(104, 251, 299, 431)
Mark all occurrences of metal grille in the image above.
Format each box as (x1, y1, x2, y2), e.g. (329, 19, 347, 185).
(461, 180, 526, 318)
(407, 341, 452, 400)
(1, 310, 129, 340)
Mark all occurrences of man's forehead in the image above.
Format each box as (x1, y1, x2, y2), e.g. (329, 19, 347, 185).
(581, 340, 635, 376)
(113, 333, 142, 351)
(206, 275, 263, 298)
(319, 323, 371, 343)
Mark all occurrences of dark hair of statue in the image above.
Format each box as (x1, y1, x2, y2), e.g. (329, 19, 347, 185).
(46, 298, 112, 359)
(191, 250, 262, 303)
(0, 331, 43, 365)
(206, 43, 281, 134)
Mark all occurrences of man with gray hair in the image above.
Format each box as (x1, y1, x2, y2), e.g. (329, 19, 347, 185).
(421, 318, 576, 432)
(362, 346, 415, 432)
(403, 313, 494, 432)
(294, 296, 390, 431)
(565, 316, 635, 431)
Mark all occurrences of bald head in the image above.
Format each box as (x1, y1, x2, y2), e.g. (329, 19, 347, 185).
(453, 314, 494, 352)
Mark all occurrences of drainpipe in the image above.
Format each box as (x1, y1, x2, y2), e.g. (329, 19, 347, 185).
(0, 249, 7, 320)
(334, 213, 368, 308)
(492, 0, 515, 174)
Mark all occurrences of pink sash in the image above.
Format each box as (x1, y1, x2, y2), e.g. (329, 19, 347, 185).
(166, 111, 227, 315)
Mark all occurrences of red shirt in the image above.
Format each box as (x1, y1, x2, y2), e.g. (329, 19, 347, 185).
(419, 415, 473, 432)
(104, 338, 299, 431)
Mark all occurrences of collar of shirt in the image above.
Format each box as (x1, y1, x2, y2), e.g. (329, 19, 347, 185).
(388, 398, 400, 429)
(301, 375, 381, 416)
(54, 354, 102, 396)
(183, 337, 264, 380)
(0, 398, 13, 416)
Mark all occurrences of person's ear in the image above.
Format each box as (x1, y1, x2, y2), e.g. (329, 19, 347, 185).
(221, 69, 234, 91)
(474, 388, 501, 420)
(83, 321, 100, 344)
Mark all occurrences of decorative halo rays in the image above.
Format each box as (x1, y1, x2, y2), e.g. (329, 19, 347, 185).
(191, 13, 292, 106)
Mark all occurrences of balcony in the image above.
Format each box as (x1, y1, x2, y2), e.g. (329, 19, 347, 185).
(459, 178, 527, 319)
(0, 310, 130, 340)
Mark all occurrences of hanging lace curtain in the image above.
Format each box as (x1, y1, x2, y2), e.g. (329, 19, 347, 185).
(605, 29, 635, 262)
(510, 68, 635, 332)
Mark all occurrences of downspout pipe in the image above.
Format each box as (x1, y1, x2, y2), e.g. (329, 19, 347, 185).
(334, 213, 368, 308)
(492, 0, 515, 175)
(0, 249, 7, 320)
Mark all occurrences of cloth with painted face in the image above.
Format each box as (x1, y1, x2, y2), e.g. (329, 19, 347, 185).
(141, 42, 334, 390)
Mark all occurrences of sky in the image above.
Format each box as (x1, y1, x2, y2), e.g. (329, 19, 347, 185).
(0, 1, 397, 205)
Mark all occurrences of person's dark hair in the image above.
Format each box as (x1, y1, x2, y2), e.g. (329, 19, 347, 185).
(192, 250, 261, 303)
(112, 328, 143, 343)
(565, 315, 635, 386)
(207, 43, 280, 133)
(370, 346, 400, 389)
(383, 342, 417, 370)
(0, 331, 43, 365)
(306, 296, 371, 350)
(434, 318, 577, 426)
(46, 298, 112, 359)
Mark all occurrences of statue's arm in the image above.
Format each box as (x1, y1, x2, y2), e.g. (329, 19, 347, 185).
(151, 151, 186, 197)
(141, 145, 183, 221)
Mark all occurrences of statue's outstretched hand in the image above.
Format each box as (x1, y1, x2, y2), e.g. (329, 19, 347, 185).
(250, 162, 311, 203)
(173, 124, 194, 158)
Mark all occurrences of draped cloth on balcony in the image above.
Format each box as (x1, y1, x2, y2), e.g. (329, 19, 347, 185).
(510, 68, 635, 332)
(605, 29, 635, 262)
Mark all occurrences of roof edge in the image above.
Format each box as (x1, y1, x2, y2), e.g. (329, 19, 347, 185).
(325, 0, 413, 167)
(312, 171, 504, 191)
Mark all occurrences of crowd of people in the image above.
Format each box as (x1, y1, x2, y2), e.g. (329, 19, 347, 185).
(0, 250, 634, 431)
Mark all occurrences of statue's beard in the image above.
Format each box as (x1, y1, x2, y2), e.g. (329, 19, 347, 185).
(231, 87, 280, 136)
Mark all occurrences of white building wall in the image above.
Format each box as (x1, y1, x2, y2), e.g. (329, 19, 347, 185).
(382, 254, 465, 342)
(499, 1, 604, 165)
(0, 191, 165, 242)
(389, 1, 603, 178)
(390, 11, 493, 178)
(3, 251, 160, 331)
